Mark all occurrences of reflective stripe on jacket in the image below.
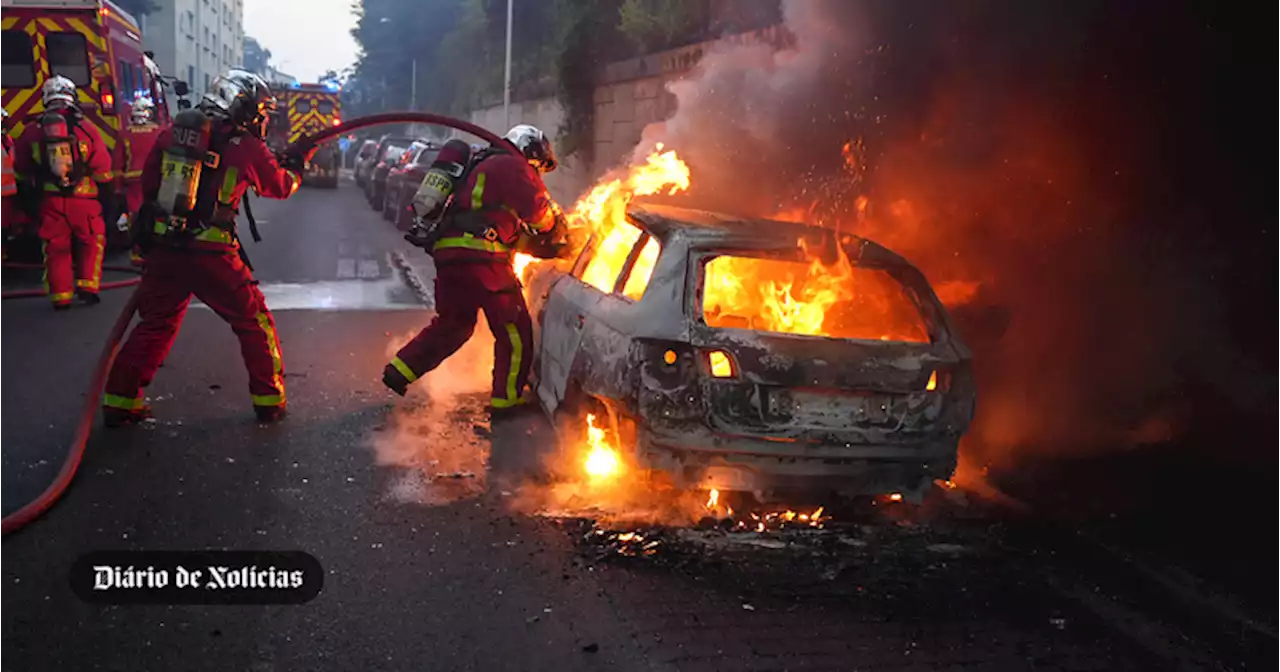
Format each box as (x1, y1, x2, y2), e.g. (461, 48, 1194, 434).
(431, 152, 556, 264)
(1, 145, 15, 197)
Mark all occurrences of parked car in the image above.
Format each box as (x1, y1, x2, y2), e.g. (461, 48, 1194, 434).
(529, 204, 976, 503)
(356, 134, 414, 192)
(364, 144, 410, 211)
(352, 140, 377, 188)
(383, 141, 442, 230)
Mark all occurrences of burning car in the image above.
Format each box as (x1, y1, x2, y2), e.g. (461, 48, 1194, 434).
(530, 203, 975, 502)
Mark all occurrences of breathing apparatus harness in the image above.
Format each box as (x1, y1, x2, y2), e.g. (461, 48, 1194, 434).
(136, 105, 264, 268)
(404, 141, 524, 254)
(36, 105, 91, 196)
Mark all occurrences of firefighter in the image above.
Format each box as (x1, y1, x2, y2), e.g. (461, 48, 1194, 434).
(2, 109, 18, 260)
(124, 97, 162, 266)
(383, 124, 570, 416)
(12, 75, 117, 309)
(101, 69, 315, 427)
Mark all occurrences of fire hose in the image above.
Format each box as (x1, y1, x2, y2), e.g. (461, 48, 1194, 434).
(1, 263, 144, 299)
(1, 111, 507, 536)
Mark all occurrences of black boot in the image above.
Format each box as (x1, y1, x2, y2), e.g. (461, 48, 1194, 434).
(254, 405, 288, 423)
(103, 405, 153, 428)
(382, 364, 410, 397)
(77, 290, 101, 305)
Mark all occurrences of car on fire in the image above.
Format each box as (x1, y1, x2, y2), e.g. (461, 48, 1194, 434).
(529, 204, 975, 502)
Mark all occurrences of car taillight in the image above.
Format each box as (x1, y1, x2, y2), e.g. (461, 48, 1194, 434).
(100, 87, 115, 112)
(925, 367, 952, 392)
(704, 350, 737, 379)
(332, 117, 342, 126)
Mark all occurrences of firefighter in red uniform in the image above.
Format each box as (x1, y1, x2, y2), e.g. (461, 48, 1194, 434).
(383, 125, 570, 415)
(102, 70, 314, 427)
(124, 97, 163, 266)
(13, 76, 117, 309)
(1, 109, 18, 260)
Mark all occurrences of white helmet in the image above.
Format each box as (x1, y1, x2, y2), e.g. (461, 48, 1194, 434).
(42, 75, 77, 109)
(503, 124, 557, 173)
(130, 97, 155, 125)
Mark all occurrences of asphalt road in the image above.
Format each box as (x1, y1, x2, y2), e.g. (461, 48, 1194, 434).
(0, 179, 1231, 671)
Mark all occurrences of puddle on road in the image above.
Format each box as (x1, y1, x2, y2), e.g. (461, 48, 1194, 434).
(192, 277, 423, 311)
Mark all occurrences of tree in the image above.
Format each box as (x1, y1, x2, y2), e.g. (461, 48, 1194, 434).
(617, 0, 709, 53)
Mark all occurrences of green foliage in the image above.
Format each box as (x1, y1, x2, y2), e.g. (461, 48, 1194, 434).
(617, 0, 706, 53)
(344, 0, 714, 156)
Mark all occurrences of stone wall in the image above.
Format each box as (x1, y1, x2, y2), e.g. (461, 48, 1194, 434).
(468, 24, 789, 203)
(467, 97, 592, 204)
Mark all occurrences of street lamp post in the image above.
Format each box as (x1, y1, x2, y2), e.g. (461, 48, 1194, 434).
(503, 0, 512, 128)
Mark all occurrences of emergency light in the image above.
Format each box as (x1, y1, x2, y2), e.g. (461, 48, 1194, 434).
(100, 87, 115, 113)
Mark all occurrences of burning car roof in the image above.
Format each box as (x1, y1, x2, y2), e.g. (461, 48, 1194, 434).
(626, 202, 914, 268)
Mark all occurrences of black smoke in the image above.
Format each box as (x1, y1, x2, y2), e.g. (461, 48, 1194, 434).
(635, 0, 1275, 466)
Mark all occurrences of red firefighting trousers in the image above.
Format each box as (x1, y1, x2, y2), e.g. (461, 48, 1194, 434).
(391, 262, 535, 409)
(39, 195, 105, 305)
(103, 246, 286, 412)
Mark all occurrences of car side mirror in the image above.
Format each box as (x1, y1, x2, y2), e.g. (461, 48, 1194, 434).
(173, 80, 190, 96)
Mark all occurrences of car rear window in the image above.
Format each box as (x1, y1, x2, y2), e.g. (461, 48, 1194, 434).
(318, 100, 334, 115)
(2, 31, 36, 88)
(46, 32, 91, 86)
(701, 254, 930, 343)
(295, 98, 312, 114)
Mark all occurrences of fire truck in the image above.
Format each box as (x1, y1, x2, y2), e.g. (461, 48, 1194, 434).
(1, 0, 182, 251)
(267, 81, 342, 188)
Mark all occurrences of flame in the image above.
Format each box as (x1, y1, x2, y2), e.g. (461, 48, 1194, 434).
(512, 252, 535, 282)
(521, 145, 690, 294)
(702, 243, 930, 342)
(582, 413, 621, 481)
(705, 488, 719, 509)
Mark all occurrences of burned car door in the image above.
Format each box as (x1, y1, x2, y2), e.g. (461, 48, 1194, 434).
(537, 275, 604, 414)
(536, 221, 658, 414)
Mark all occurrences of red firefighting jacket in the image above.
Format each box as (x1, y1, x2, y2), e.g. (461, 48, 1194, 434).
(1, 143, 15, 198)
(431, 150, 561, 266)
(13, 110, 113, 198)
(142, 124, 301, 250)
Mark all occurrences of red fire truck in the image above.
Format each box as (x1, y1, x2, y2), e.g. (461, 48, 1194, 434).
(1, 0, 183, 250)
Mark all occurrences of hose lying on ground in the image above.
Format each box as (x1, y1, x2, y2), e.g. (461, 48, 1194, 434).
(1, 262, 142, 300)
(0, 111, 503, 536)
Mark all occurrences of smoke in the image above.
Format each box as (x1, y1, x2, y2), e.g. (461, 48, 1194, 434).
(633, 0, 1273, 467)
(367, 319, 496, 505)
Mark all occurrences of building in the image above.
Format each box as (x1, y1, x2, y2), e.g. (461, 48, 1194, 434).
(140, 0, 245, 108)
(260, 64, 297, 89)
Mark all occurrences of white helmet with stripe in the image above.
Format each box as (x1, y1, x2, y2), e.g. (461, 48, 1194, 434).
(42, 75, 77, 109)
(503, 124, 558, 173)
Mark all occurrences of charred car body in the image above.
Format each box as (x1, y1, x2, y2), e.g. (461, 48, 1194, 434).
(531, 204, 975, 501)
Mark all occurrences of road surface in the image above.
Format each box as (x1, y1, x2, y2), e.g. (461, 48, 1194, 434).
(0, 180, 1253, 671)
